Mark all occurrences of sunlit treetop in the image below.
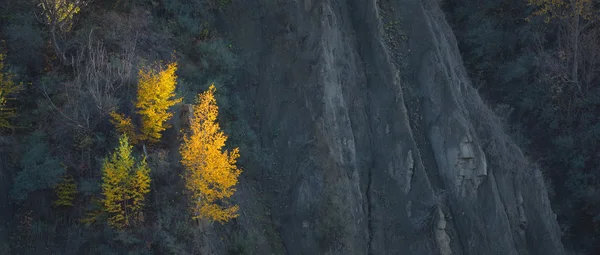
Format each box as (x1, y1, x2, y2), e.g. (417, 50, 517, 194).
(136, 62, 182, 143)
(38, 0, 84, 31)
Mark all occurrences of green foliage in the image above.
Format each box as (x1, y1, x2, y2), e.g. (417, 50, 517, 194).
(10, 132, 65, 201)
(213, 0, 232, 9)
(149, 175, 197, 254)
(78, 178, 102, 196)
(228, 232, 250, 255)
(146, 149, 171, 181)
(97, 0, 135, 12)
(163, 0, 208, 36)
(3, 13, 45, 74)
(195, 39, 239, 83)
(176, 39, 239, 108)
(446, 0, 537, 106)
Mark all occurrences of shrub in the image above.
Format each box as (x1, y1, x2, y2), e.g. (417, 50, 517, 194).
(195, 39, 238, 84)
(53, 174, 77, 207)
(10, 132, 65, 201)
(3, 13, 45, 75)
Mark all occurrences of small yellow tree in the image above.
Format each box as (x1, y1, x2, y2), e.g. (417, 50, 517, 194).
(101, 135, 151, 229)
(136, 62, 182, 143)
(53, 174, 77, 207)
(0, 49, 22, 129)
(180, 84, 241, 223)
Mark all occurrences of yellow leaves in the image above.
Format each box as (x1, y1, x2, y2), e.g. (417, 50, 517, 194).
(199, 203, 240, 223)
(129, 156, 150, 223)
(101, 135, 151, 229)
(180, 84, 241, 223)
(53, 174, 77, 207)
(110, 111, 139, 145)
(0, 48, 23, 129)
(103, 60, 181, 228)
(109, 61, 181, 145)
(136, 62, 182, 143)
(38, 0, 82, 31)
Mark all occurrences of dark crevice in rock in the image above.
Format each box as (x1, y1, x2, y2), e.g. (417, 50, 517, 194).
(366, 165, 374, 255)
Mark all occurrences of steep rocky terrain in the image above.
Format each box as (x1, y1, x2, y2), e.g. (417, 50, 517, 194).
(0, 0, 566, 254)
(206, 0, 566, 254)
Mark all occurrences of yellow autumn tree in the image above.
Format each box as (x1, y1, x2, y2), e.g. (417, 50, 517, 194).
(129, 156, 150, 223)
(53, 174, 77, 207)
(136, 62, 182, 144)
(101, 135, 151, 229)
(0, 48, 22, 129)
(180, 84, 241, 223)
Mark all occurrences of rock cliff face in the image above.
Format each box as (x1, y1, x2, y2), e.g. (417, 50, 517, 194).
(211, 0, 565, 254)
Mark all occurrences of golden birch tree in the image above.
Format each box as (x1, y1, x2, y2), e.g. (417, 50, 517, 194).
(101, 135, 151, 229)
(136, 62, 182, 143)
(180, 84, 241, 223)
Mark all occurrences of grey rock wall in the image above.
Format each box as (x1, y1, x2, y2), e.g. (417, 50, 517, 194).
(213, 0, 565, 254)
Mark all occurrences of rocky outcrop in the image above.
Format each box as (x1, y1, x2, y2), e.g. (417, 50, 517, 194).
(211, 0, 565, 254)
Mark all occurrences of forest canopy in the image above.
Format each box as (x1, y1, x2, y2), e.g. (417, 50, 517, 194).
(0, 0, 252, 253)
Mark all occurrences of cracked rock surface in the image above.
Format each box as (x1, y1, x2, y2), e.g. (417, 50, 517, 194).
(200, 0, 567, 254)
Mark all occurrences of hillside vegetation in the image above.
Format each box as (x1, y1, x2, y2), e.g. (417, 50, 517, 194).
(0, 0, 259, 253)
(444, 0, 600, 252)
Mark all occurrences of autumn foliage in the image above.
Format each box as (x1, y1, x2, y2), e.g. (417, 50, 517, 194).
(136, 62, 182, 143)
(38, 0, 82, 31)
(109, 111, 139, 145)
(0, 49, 22, 129)
(180, 84, 241, 223)
(38, 0, 85, 62)
(53, 174, 77, 207)
(101, 135, 151, 229)
(109, 61, 181, 145)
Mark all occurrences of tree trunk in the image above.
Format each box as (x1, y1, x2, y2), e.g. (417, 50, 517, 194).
(50, 26, 66, 63)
